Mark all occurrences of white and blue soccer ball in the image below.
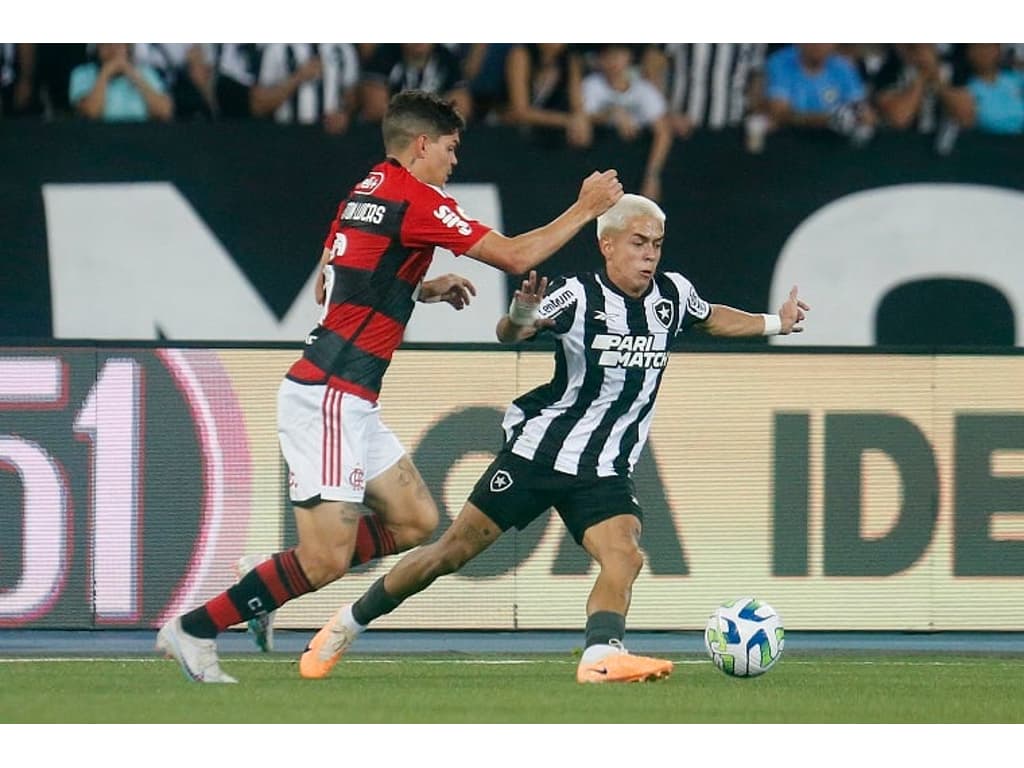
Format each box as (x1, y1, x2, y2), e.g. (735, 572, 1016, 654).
(704, 597, 784, 678)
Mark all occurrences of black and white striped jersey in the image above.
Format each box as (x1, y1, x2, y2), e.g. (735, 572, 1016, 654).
(503, 270, 711, 478)
(660, 43, 767, 129)
(215, 43, 360, 123)
(258, 44, 360, 124)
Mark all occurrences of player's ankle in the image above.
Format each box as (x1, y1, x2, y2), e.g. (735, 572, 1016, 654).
(340, 603, 367, 634)
(580, 643, 618, 664)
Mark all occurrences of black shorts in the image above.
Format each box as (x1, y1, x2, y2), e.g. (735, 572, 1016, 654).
(468, 450, 642, 546)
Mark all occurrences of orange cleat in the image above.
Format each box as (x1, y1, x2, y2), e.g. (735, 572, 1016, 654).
(576, 640, 674, 684)
(299, 607, 358, 680)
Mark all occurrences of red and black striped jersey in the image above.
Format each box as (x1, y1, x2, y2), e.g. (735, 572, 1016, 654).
(287, 158, 492, 401)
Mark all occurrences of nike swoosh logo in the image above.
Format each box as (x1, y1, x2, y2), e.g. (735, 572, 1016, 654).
(592, 667, 608, 675)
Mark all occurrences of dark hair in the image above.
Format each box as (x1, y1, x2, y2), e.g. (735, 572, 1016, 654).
(382, 90, 466, 152)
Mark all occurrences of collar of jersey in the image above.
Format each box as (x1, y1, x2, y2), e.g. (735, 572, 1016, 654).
(597, 269, 656, 302)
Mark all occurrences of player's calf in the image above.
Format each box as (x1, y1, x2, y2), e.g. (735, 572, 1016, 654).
(234, 554, 276, 652)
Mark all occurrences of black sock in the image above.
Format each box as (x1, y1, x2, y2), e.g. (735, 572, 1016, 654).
(351, 576, 402, 626)
(584, 610, 626, 648)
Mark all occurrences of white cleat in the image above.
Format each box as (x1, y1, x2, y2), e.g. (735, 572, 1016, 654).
(156, 617, 238, 684)
(234, 554, 276, 652)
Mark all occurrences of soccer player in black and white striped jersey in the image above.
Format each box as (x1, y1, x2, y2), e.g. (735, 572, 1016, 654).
(305, 193, 809, 683)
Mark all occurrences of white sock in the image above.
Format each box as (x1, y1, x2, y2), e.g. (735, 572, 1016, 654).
(339, 604, 366, 634)
(580, 643, 620, 665)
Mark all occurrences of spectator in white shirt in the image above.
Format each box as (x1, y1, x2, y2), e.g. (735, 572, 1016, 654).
(582, 44, 673, 202)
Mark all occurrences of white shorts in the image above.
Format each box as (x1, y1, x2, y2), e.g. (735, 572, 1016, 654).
(277, 378, 405, 504)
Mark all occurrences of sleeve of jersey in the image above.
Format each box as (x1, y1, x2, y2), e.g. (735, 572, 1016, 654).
(401, 191, 492, 255)
(666, 272, 711, 332)
(534, 276, 578, 337)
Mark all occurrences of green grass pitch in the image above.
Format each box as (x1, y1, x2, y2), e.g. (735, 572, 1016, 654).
(1, 651, 1021, 723)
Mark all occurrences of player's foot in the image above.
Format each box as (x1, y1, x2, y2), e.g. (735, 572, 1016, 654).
(234, 554, 276, 652)
(156, 617, 238, 684)
(299, 606, 358, 679)
(576, 639, 673, 684)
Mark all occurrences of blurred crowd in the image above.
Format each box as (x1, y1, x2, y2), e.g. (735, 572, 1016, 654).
(2, 43, 1022, 200)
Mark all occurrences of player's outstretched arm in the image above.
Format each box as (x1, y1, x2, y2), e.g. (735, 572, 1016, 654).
(701, 285, 809, 337)
(496, 270, 555, 343)
(467, 170, 624, 275)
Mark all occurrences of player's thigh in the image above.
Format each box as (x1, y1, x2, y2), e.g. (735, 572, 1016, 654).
(467, 451, 557, 535)
(364, 453, 437, 528)
(557, 475, 643, 550)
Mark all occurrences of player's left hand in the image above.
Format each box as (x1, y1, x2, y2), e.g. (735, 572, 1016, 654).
(421, 274, 477, 309)
(514, 270, 548, 310)
(315, 267, 327, 305)
(779, 285, 810, 334)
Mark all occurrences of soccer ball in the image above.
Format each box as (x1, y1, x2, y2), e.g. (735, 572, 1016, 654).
(704, 597, 784, 678)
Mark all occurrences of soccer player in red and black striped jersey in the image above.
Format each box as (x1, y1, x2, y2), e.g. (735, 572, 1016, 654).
(156, 89, 624, 683)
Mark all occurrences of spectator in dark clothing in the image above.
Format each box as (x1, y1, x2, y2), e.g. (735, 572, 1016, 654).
(463, 43, 514, 123)
(134, 44, 216, 120)
(504, 43, 591, 148)
(1, 43, 41, 117)
(214, 43, 262, 119)
(866, 44, 964, 133)
(31, 43, 89, 119)
(359, 44, 472, 123)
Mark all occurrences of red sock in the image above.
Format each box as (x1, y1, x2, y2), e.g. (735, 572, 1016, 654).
(181, 549, 313, 638)
(350, 514, 398, 567)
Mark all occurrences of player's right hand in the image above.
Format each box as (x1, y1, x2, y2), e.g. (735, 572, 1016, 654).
(579, 169, 624, 217)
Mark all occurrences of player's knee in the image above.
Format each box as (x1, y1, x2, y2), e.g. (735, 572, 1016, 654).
(294, 542, 349, 587)
(602, 542, 644, 581)
(626, 545, 645, 578)
(408, 499, 440, 545)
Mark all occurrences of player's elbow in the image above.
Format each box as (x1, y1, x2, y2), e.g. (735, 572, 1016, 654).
(495, 318, 520, 344)
(476, 234, 532, 275)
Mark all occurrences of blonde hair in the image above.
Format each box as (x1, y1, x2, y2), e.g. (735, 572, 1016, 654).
(596, 194, 666, 239)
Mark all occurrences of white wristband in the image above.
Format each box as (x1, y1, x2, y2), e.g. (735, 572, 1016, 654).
(508, 297, 538, 327)
(762, 313, 782, 336)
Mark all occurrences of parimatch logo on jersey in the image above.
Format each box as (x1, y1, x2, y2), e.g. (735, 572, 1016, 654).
(592, 334, 669, 368)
